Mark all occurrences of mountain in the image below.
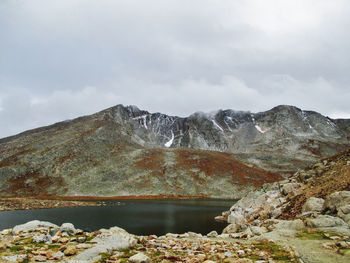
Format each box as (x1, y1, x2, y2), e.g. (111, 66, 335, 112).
(0, 104, 349, 198)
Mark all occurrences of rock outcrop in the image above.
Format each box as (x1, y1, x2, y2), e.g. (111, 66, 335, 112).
(220, 149, 350, 239)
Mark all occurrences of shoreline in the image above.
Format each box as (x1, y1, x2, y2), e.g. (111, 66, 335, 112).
(0, 195, 234, 212)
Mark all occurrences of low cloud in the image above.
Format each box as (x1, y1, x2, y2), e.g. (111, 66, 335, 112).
(1, 0, 350, 138)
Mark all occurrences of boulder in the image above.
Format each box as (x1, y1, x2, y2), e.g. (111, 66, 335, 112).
(302, 197, 324, 213)
(129, 252, 150, 263)
(324, 191, 350, 213)
(12, 220, 58, 234)
(305, 215, 348, 228)
(67, 226, 136, 263)
(60, 223, 76, 236)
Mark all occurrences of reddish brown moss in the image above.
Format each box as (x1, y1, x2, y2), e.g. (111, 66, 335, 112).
(174, 148, 281, 187)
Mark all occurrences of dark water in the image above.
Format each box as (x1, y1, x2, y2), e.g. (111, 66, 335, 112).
(0, 199, 235, 236)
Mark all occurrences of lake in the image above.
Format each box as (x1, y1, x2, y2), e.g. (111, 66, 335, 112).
(0, 199, 234, 236)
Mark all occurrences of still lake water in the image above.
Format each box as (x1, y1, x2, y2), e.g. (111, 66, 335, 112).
(0, 199, 235, 236)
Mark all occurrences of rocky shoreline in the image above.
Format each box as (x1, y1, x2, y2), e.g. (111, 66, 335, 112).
(0, 198, 100, 211)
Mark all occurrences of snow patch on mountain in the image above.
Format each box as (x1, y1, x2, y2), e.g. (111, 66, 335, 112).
(165, 130, 174, 147)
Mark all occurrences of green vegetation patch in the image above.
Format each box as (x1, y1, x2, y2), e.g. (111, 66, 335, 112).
(296, 229, 346, 240)
(9, 245, 24, 252)
(253, 242, 293, 262)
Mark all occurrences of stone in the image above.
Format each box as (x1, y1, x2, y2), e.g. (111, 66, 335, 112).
(306, 215, 348, 228)
(32, 234, 52, 244)
(339, 205, 350, 214)
(12, 220, 58, 234)
(324, 191, 350, 213)
(224, 251, 233, 257)
(64, 245, 77, 256)
(129, 252, 150, 263)
(68, 226, 136, 262)
(60, 222, 76, 235)
(223, 223, 238, 234)
(53, 251, 64, 260)
(1, 229, 11, 235)
(302, 197, 324, 213)
(207, 231, 218, 237)
(237, 250, 245, 257)
(281, 183, 301, 195)
(1, 255, 27, 262)
(59, 237, 70, 244)
(33, 255, 47, 262)
(77, 236, 87, 243)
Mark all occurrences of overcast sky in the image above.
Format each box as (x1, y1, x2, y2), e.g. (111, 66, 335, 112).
(1, 0, 350, 138)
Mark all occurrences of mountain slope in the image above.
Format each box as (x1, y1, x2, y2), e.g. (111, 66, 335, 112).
(0, 107, 280, 198)
(0, 104, 349, 198)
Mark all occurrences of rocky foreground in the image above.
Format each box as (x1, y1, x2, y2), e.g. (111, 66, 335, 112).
(0, 220, 299, 263)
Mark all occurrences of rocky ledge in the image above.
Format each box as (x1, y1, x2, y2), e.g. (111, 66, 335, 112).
(0, 220, 299, 263)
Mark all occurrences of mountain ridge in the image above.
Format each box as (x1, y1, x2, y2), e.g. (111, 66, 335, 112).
(1, 104, 350, 198)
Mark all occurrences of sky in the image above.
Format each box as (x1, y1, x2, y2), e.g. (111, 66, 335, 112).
(1, 0, 350, 138)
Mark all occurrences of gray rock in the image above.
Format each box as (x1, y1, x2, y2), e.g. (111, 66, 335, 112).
(12, 220, 58, 234)
(60, 223, 76, 236)
(339, 205, 350, 214)
(33, 234, 52, 244)
(67, 226, 136, 263)
(129, 252, 150, 263)
(306, 215, 349, 228)
(207, 231, 218, 237)
(281, 183, 301, 195)
(302, 197, 324, 213)
(324, 191, 350, 213)
(2, 254, 27, 262)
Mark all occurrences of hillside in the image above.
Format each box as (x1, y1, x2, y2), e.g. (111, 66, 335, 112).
(0, 104, 349, 198)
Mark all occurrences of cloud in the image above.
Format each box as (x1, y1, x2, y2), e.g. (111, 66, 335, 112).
(0, 0, 350, 138)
